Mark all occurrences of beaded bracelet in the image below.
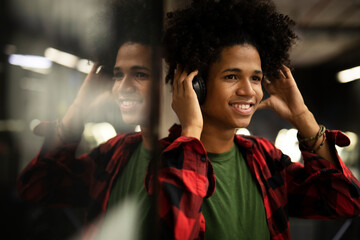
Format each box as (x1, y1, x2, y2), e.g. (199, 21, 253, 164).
(297, 125, 326, 143)
(297, 125, 326, 153)
(311, 132, 327, 153)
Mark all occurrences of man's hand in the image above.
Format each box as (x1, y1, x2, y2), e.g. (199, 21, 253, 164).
(73, 63, 114, 116)
(258, 65, 309, 125)
(258, 65, 337, 164)
(172, 66, 203, 139)
(61, 63, 114, 138)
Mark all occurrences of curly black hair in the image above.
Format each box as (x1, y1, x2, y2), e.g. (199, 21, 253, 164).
(163, 0, 297, 83)
(90, 0, 157, 72)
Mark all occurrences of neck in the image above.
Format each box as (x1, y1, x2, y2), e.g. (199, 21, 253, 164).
(200, 122, 235, 153)
(140, 126, 152, 150)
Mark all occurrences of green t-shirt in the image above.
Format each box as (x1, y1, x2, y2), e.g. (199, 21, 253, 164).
(107, 142, 151, 207)
(106, 142, 152, 238)
(202, 144, 270, 240)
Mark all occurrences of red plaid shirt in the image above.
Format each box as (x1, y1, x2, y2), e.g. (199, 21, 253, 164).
(17, 124, 360, 239)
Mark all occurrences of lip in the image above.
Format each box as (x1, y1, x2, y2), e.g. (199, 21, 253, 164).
(117, 98, 142, 111)
(229, 101, 256, 115)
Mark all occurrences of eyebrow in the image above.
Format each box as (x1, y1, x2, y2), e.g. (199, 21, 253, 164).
(113, 66, 151, 72)
(222, 68, 263, 75)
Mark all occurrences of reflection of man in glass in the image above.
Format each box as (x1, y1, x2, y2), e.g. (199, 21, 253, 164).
(73, 41, 153, 148)
(17, 1, 155, 239)
(112, 43, 152, 128)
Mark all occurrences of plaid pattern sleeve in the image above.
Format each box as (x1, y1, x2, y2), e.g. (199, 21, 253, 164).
(238, 129, 360, 240)
(146, 132, 216, 240)
(17, 122, 142, 226)
(287, 130, 360, 219)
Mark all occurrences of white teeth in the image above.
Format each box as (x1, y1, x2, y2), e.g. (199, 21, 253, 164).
(233, 104, 250, 109)
(121, 100, 136, 106)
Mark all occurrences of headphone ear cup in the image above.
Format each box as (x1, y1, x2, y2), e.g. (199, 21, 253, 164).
(192, 75, 206, 104)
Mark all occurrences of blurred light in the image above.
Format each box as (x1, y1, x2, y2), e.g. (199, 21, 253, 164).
(44, 47, 92, 74)
(134, 125, 141, 132)
(336, 131, 359, 165)
(236, 128, 251, 135)
(344, 131, 358, 150)
(21, 67, 51, 75)
(9, 54, 52, 69)
(0, 119, 25, 132)
(77, 59, 94, 74)
(83, 122, 117, 145)
(81, 197, 139, 240)
(349, 167, 360, 182)
(44, 47, 79, 69)
(275, 128, 302, 163)
(337, 66, 360, 83)
(29, 119, 41, 132)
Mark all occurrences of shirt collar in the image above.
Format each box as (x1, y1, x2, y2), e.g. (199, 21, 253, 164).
(168, 124, 253, 149)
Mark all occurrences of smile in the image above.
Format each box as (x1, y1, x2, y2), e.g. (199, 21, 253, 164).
(118, 98, 142, 111)
(229, 103, 254, 114)
(121, 100, 138, 107)
(233, 104, 250, 109)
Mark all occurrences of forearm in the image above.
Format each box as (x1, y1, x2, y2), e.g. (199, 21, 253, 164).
(33, 102, 85, 153)
(291, 109, 337, 165)
(57, 62, 105, 144)
(61, 101, 86, 139)
(181, 126, 202, 139)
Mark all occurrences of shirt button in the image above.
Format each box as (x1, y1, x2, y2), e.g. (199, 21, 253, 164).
(200, 156, 206, 162)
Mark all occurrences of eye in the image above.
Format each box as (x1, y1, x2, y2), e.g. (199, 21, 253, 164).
(113, 72, 124, 81)
(251, 75, 262, 82)
(224, 74, 237, 80)
(135, 72, 150, 80)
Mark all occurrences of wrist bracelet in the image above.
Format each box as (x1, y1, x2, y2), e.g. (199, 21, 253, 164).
(311, 132, 326, 153)
(297, 124, 327, 153)
(297, 125, 326, 143)
(56, 119, 80, 143)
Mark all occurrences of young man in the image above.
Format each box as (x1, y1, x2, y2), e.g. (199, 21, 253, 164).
(154, 0, 360, 239)
(17, 1, 157, 239)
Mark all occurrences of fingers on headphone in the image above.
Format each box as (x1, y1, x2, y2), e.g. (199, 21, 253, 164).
(185, 70, 199, 86)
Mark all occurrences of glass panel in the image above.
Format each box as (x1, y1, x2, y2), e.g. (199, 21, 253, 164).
(3, 0, 360, 239)
(4, 0, 164, 239)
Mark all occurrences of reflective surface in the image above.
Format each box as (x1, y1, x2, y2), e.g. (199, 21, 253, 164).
(1, 0, 360, 239)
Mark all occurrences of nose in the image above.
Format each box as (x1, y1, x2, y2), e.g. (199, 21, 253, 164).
(235, 78, 256, 96)
(113, 76, 136, 95)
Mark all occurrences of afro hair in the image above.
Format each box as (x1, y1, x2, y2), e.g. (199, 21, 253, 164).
(163, 0, 297, 83)
(90, 0, 157, 72)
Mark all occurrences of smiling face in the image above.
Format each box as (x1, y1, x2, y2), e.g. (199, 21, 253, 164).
(112, 42, 152, 126)
(201, 44, 264, 131)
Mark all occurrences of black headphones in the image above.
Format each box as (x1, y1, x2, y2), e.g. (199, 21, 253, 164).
(192, 74, 206, 105)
